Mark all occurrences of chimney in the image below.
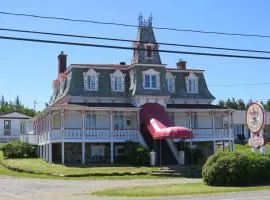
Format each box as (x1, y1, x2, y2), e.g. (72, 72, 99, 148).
(58, 51, 67, 74)
(176, 60, 186, 70)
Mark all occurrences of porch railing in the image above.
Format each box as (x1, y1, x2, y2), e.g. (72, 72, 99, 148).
(22, 129, 144, 145)
(192, 128, 233, 139)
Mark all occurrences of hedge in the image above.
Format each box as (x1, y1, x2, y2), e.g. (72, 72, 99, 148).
(2, 140, 36, 158)
(202, 151, 270, 186)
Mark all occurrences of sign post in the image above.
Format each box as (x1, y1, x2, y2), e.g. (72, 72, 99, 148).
(246, 102, 266, 153)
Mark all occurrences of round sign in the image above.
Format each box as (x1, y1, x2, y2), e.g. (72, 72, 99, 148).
(246, 102, 266, 133)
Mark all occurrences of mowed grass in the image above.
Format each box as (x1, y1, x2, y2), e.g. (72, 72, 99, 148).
(0, 151, 162, 179)
(93, 182, 270, 197)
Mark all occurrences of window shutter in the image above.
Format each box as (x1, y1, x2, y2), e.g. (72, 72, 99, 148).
(110, 75, 115, 91)
(122, 75, 125, 91)
(172, 77, 176, 93)
(95, 74, 99, 91)
(156, 74, 160, 89)
(185, 77, 189, 92)
(195, 78, 199, 93)
(83, 73, 88, 91)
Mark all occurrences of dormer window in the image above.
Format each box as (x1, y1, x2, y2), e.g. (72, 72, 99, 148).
(83, 68, 99, 91)
(185, 72, 199, 93)
(166, 72, 175, 93)
(143, 68, 160, 89)
(110, 69, 125, 92)
(144, 43, 155, 59)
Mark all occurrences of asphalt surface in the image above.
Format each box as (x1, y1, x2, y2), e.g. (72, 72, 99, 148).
(0, 175, 269, 200)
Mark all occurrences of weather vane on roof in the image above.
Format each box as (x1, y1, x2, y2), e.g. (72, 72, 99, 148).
(138, 13, 153, 28)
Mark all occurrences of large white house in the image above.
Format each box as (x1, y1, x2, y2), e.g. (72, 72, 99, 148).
(0, 112, 31, 143)
(22, 16, 234, 165)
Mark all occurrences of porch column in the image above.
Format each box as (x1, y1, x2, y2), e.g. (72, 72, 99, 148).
(45, 144, 48, 161)
(110, 142, 114, 164)
(82, 142, 85, 164)
(136, 111, 140, 129)
(212, 111, 215, 136)
(110, 111, 114, 164)
(61, 141, 65, 164)
(110, 111, 113, 130)
(49, 142, 52, 163)
(61, 110, 64, 139)
(48, 113, 51, 141)
(189, 112, 192, 129)
(213, 140, 216, 153)
(229, 140, 232, 152)
(82, 112, 85, 140)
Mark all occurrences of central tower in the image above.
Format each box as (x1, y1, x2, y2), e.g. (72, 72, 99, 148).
(132, 14, 162, 65)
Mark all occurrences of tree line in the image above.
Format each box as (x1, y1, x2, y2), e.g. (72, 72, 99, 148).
(0, 95, 36, 117)
(218, 98, 270, 111)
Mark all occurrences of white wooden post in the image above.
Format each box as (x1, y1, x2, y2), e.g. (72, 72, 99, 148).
(110, 111, 114, 164)
(212, 111, 215, 137)
(110, 111, 113, 131)
(189, 112, 192, 129)
(46, 144, 48, 161)
(213, 140, 216, 153)
(61, 110, 64, 139)
(49, 142, 52, 163)
(136, 111, 140, 129)
(110, 142, 114, 164)
(61, 141, 65, 164)
(82, 142, 85, 164)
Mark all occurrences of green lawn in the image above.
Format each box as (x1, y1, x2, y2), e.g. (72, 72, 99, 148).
(93, 182, 270, 197)
(223, 143, 270, 153)
(0, 151, 163, 179)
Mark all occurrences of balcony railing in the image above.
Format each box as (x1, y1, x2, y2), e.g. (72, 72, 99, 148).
(21, 129, 145, 145)
(192, 128, 233, 140)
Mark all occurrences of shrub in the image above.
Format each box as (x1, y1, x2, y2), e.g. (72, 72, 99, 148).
(2, 140, 36, 158)
(202, 151, 270, 186)
(117, 142, 150, 166)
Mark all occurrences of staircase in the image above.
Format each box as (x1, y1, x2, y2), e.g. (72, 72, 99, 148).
(150, 165, 202, 178)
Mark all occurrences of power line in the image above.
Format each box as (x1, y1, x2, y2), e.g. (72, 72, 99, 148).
(1, 27, 270, 54)
(1, 35, 270, 60)
(209, 82, 270, 87)
(0, 11, 270, 39)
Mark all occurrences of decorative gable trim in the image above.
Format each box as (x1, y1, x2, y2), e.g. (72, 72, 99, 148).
(185, 72, 199, 93)
(83, 68, 99, 91)
(110, 69, 125, 92)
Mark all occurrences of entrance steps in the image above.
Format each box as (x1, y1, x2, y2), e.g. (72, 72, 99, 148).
(150, 165, 202, 178)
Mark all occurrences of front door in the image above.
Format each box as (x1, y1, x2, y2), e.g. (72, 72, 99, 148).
(4, 120, 11, 136)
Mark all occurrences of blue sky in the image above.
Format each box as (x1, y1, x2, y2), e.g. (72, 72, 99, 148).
(0, 0, 270, 110)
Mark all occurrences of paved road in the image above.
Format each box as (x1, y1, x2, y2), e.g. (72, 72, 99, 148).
(0, 175, 200, 200)
(1, 175, 270, 200)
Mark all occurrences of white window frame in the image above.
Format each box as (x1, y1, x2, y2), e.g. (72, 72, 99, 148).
(83, 68, 99, 91)
(185, 72, 199, 93)
(142, 68, 160, 89)
(110, 69, 125, 92)
(166, 72, 175, 93)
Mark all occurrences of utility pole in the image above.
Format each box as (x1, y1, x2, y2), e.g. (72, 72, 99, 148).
(34, 100, 38, 112)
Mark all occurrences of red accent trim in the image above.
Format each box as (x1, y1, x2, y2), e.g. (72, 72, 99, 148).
(140, 103, 193, 139)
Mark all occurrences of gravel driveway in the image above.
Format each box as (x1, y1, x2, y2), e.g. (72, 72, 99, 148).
(0, 175, 201, 200)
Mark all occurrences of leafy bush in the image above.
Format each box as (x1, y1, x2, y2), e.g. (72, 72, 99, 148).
(2, 140, 36, 158)
(202, 151, 270, 186)
(116, 142, 150, 166)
